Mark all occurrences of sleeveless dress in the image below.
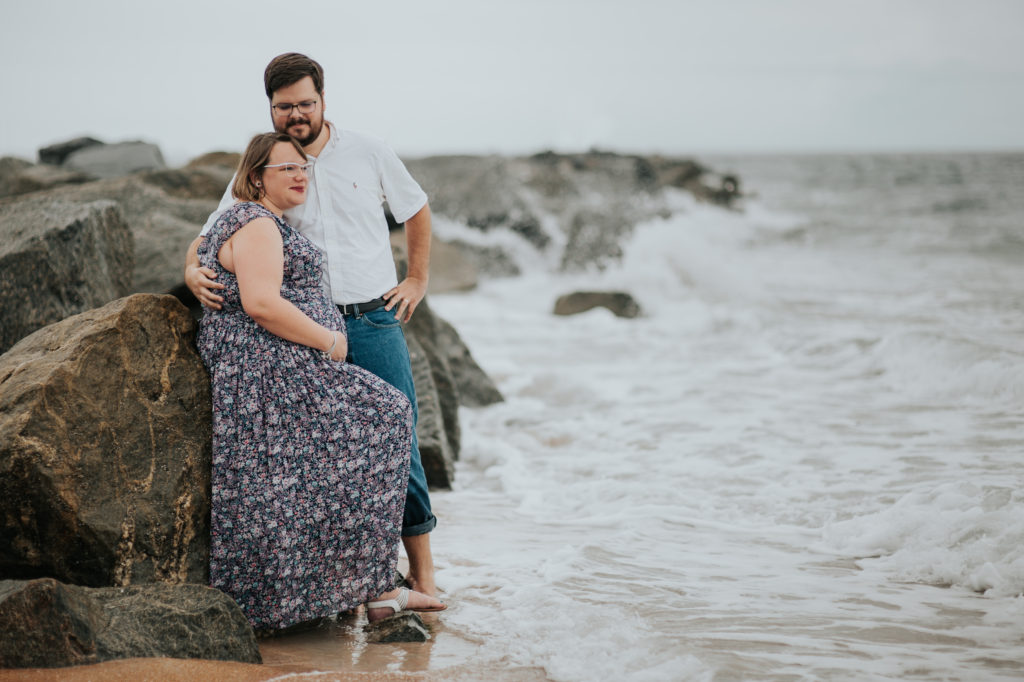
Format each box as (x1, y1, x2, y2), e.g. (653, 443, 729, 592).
(196, 201, 412, 630)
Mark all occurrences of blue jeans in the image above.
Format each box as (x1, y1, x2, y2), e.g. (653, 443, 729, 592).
(344, 307, 436, 537)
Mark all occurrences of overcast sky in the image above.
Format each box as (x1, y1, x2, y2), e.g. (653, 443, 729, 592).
(2, 0, 1023, 164)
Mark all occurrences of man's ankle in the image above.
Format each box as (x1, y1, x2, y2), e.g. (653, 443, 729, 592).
(406, 574, 437, 598)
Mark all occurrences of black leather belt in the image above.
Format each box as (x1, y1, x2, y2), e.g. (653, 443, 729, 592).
(337, 297, 387, 316)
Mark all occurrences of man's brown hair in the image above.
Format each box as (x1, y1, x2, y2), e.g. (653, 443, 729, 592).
(232, 132, 307, 202)
(264, 53, 325, 99)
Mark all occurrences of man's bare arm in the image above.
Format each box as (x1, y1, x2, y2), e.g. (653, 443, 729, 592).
(384, 203, 432, 323)
(184, 236, 226, 309)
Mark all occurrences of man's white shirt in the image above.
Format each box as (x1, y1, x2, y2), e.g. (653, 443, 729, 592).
(200, 124, 427, 304)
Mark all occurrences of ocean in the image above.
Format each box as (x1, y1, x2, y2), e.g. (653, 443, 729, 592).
(420, 152, 1024, 680)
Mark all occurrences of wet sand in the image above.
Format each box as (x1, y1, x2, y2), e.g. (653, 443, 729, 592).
(0, 610, 482, 681)
(0, 559, 549, 682)
(0, 657, 425, 681)
(0, 612, 544, 681)
(0, 615, 549, 682)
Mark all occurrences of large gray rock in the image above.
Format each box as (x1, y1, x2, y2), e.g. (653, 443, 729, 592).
(395, 247, 504, 488)
(0, 156, 33, 199)
(31, 175, 218, 296)
(140, 165, 235, 201)
(0, 196, 134, 354)
(561, 208, 628, 270)
(408, 155, 552, 251)
(406, 332, 456, 489)
(65, 141, 166, 179)
(0, 294, 212, 587)
(38, 136, 104, 165)
(434, 315, 504, 408)
(185, 150, 241, 171)
(407, 150, 733, 273)
(0, 162, 92, 198)
(419, 234, 481, 295)
(0, 148, 221, 310)
(0, 578, 259, 669)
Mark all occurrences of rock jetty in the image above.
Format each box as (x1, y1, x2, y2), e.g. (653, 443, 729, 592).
(0, 134, 733, 669)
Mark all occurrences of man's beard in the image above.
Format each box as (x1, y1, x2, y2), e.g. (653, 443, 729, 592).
(279, 117, 322, 147)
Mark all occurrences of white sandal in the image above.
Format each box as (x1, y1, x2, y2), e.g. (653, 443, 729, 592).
(366, 587, 447, 616)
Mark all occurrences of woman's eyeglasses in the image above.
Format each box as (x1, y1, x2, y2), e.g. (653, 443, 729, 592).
(263, 162, 314, 176)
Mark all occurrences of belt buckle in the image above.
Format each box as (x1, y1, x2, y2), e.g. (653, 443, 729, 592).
(339, 298, 382, 317)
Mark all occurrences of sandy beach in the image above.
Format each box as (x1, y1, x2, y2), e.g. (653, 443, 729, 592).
(0, 616, 549, 682)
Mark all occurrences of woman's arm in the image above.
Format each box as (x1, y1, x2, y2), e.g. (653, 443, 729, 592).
(224, 217, 346, 361)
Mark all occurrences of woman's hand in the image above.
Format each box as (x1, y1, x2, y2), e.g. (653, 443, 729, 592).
(325, 330, 348, 362)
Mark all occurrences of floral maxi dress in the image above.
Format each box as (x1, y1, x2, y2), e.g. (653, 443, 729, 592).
(196, 202, 412, 630)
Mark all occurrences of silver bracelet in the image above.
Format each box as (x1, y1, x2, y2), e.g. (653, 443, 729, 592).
(323, 331, 338, 358)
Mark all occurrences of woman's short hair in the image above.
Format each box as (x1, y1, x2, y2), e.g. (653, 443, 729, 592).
(231, 132, 306, 202)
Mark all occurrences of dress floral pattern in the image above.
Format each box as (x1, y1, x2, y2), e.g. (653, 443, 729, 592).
(196, 201, 412, 630)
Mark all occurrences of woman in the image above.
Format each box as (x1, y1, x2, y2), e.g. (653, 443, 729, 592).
(196, 132, 445, 630)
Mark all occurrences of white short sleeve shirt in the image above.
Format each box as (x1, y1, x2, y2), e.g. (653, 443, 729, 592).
(199, 124, 427, 304)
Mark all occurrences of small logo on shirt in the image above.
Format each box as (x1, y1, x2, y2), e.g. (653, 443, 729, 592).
(352, 182, 358, 189)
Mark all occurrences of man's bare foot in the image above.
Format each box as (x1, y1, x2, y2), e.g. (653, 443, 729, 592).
(366, 587, 446, 624)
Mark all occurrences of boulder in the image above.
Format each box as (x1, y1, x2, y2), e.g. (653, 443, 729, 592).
(65, 141, 166, 179)
(427, 238, 479, 294)
(433, 315, 504, 408)
(0, 197, 134, 354)
(389, 230, 480, 295)
(38, 137, 104, 166)
(446, 239, 521, 279)
(31, 175, 218, 296)
(560, 208, 627, 270)
(0, 294, 212, 587)
(406, 332, 456, 489)
(139, 166, 235, 201)
(0, 578, 259, 669)
(0, 156, 92, 200)
(407, 150, 735, 273)
(407, 155, 552, 252)
(0, 162, 93, 198)
(553, 291, 642, 318)
(0, 157, 33, 198)
(392, 246, 502, 403)
(394, 246, 503, 487)
(186, 151, 241, 170)
(388, 285, 506, 486)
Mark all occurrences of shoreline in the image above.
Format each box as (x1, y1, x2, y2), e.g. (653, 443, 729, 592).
(0, 658, 429, 682)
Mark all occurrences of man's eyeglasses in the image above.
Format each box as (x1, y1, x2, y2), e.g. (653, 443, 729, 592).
(271, 100, 318, 116)
(263, 162, 314, 176)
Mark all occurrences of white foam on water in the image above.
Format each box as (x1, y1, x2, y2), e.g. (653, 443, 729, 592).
(426, 171, 1024, 679)
(825, 482, 1024, 597)
(868, 329, 1024, 404)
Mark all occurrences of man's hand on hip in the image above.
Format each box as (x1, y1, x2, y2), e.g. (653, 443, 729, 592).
(383, 277, 427, 323)
(185, 264, 226, 310)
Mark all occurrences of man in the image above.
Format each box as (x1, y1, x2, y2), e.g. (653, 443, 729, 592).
(184, 53, 438, 597)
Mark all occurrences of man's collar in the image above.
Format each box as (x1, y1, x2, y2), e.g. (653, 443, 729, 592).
(320, 122, 338, 156)
(305, 121, 336, 160)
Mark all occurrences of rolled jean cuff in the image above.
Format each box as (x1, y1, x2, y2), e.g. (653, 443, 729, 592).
(401, 514, 437, 537)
